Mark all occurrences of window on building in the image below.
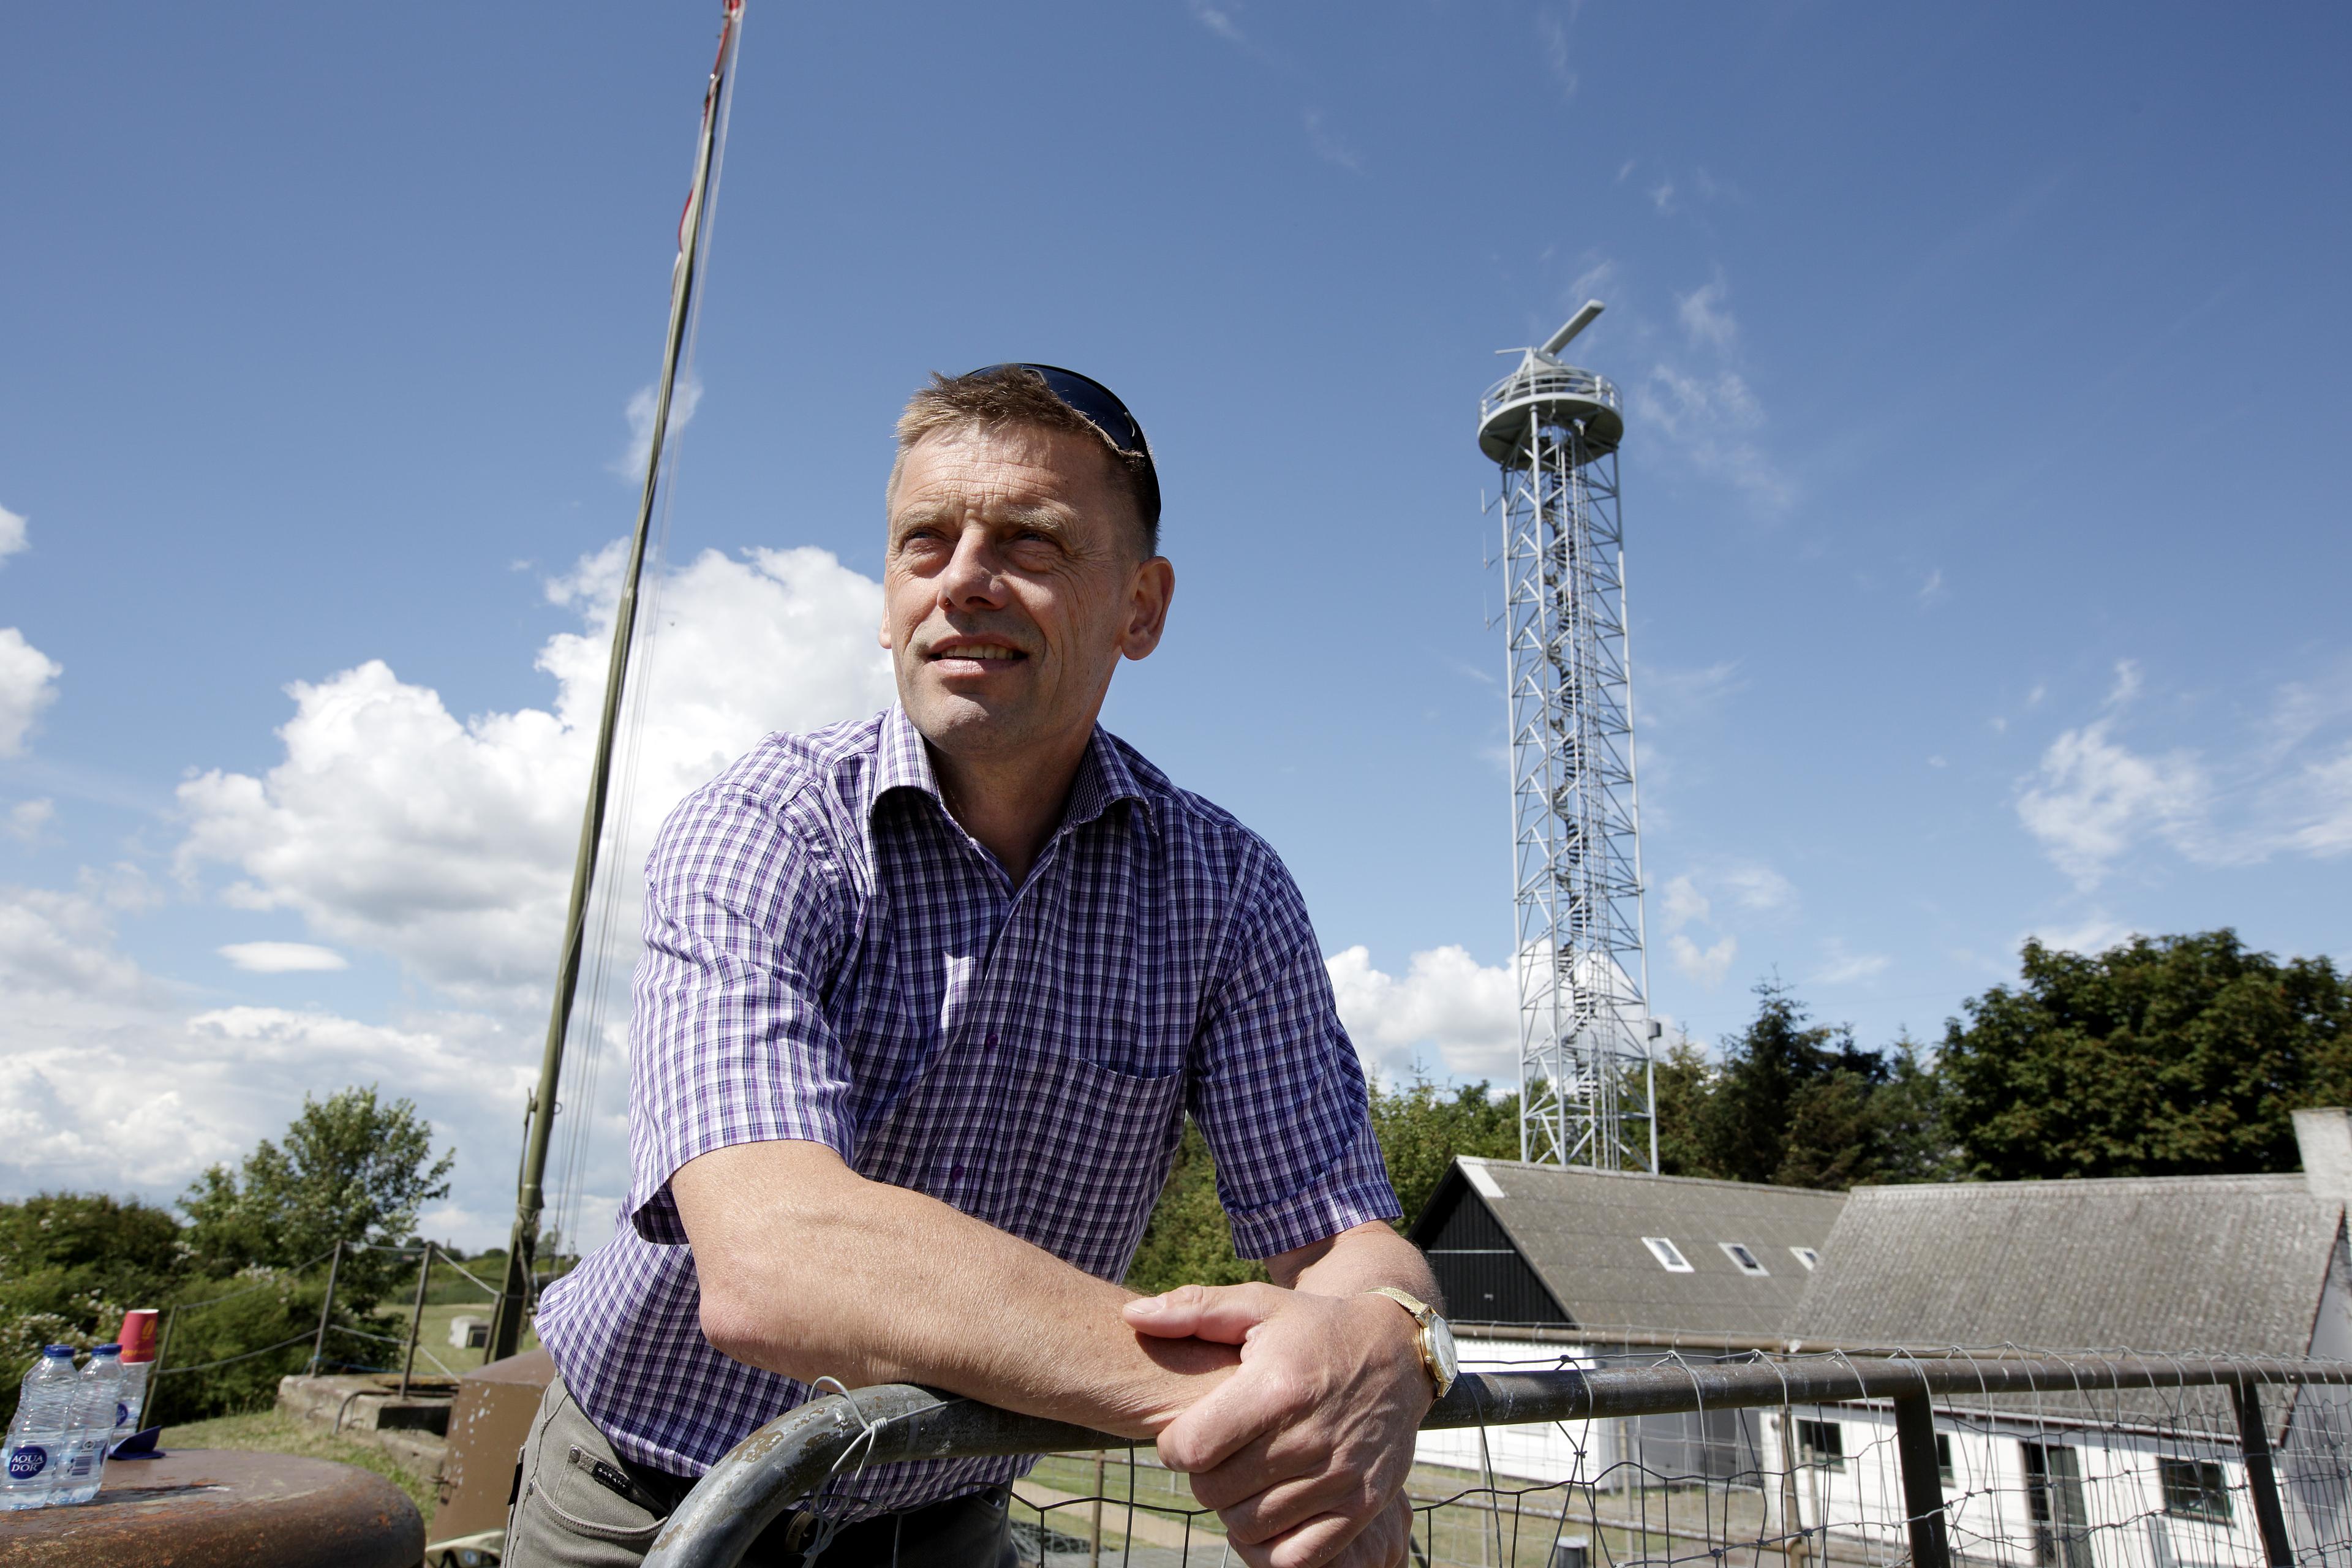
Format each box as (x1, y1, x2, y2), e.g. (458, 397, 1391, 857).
(1642, 1236, 1694, 1273)
(1790, 1246, 1821, 1271)
(1795, 1419, 1845, 1472)
(1937, 1434, 1954, 1486)
(2160, 1459, 2233, 1523)
(1721, 1242, 1770, 1276)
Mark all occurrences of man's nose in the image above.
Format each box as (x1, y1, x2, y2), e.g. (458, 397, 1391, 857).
(935, 526, 1008, 609)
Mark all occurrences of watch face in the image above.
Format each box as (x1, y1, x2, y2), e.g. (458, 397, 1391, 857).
(1428, 1315, 1459, 1390)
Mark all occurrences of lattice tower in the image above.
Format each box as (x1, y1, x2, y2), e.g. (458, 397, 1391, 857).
(1480, 301, 1657, 1170)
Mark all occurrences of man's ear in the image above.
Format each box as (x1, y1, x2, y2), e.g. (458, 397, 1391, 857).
(1118, 557, 1175, 662)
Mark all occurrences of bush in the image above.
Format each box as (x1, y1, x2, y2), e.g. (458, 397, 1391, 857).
(148, 1267, 372, 1424)
(0, 1193, 189, 1427)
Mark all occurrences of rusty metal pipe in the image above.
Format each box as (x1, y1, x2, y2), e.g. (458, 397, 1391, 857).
(643, 1356, 2352, 1568)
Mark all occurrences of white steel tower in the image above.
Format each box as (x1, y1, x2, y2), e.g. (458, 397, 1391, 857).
(1480, 301, 1657, 1171)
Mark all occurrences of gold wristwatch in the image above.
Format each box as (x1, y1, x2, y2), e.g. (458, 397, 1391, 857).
(1366, 1287, 1458, 1398)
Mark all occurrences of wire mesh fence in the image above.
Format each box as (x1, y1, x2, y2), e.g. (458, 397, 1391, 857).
(636, 1344, 2352, 1568)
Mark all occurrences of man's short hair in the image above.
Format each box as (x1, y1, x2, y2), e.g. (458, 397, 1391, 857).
(892, 366, 1161, 557)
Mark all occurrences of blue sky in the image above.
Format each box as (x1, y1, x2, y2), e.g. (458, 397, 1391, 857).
(3, 2, 2347, 1245)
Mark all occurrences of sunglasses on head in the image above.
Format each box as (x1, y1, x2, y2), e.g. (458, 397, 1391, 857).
(968, 363, 1161, 532)
(969, 363, 1154, 462)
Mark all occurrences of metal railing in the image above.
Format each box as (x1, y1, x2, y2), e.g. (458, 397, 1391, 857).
(1480, 361, 1622, 426)
(640, 1349, 2352, 1568)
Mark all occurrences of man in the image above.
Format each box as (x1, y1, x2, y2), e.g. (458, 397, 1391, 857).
(520, 365, 1454, 1568)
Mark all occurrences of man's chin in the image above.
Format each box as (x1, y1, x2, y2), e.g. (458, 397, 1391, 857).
(900, 687, 1035, 752)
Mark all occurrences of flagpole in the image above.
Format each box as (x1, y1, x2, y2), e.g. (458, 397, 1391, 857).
(488, 0, 744, 1365)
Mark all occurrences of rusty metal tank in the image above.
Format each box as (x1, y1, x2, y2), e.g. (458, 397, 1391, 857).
(2, 1447, 422, 1567)
(426, 1346, 556, 1555)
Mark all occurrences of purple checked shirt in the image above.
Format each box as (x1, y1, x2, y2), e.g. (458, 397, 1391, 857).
(534, 704, 1398, 1517)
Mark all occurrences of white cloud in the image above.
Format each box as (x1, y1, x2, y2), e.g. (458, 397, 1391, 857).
(1302, 110, 1361, 173)
(2026, 914, 2137, 957)
(1678, 278, 1737, 349)
(0, 628, 62, 757)
(1534, 6, 1578, 98)
(1721, 863, 1796, 913)
(1659, 874, 1709, 932)
(1325, 944, 1517, 1082)
(0, 503, 25, 565)
(1650, 181, 1676, 214)
(5, 799, 53, 843)
(2015, 716, 2208, 888)
(0, 538, 894, 1237)
(219, 940, 349, 974)
(1668, 932, 1737, 988)
(1813, 939, 1890, 986)
(0, 876, 537, 1246)
(2285, 747, 2352, 856)
(613, 377, 704, 480)
(1187, 0, 1246, 43)
(175, 542, 894, 1008)
(1634, 366, 1792, 511)
(1919, 567, 1946, 606)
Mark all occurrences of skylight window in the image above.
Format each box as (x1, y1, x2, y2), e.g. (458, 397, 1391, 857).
(1790, 1246, 1821, 1272)
(1642, 1236, 1694, 1273)
(1721, 1242, 1770, 1276)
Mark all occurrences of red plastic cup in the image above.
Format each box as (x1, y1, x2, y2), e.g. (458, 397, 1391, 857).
(117, 1309, 160, 1364)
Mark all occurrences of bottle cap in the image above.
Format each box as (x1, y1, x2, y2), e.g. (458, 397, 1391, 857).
(116, 1310, 160, 1363)
(92, 1344, 121, 1356)
(43, 1345, 75, 1357)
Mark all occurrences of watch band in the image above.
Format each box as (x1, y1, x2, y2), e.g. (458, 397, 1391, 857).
(1367, 1286, 1436, 1325)
(1365, 1287, 1455, 1397)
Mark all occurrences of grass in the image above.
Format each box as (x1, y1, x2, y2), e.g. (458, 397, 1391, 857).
(324, 1299, 537, 1379)
(165, 1407, 437, 1517)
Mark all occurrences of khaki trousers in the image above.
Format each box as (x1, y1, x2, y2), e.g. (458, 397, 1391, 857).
(503, 1375, 1016, 1568)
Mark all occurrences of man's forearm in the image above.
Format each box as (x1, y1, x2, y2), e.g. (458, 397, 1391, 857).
(1272, 1218, 1440, 1307)
(673, 1139, 1237, 1439)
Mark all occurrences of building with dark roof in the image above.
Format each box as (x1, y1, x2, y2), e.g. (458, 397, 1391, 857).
(1788, 1110, 2352, 1360)
(1408, 1155, 1845, 1339)
(1404, 1111, 2352, 1556)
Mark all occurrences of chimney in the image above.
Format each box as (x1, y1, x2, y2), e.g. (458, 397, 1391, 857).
(2293, 1108, 2352, 1206)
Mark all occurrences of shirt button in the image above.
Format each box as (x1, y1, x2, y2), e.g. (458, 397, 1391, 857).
(984, 1033, 999, 1047)
(950, 1166, 964, 1181)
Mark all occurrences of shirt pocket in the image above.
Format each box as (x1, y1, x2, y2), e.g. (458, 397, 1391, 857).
(995, 1044, 1187, 1278)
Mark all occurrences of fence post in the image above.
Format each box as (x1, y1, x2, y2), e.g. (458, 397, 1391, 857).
(309, 1240, 342, 1376)
(146, 1305, 181, 1427)
(1088, 1452, 1104, 1568)
(1775, 1408, 1811, 1568)
(2231, 1381, 2294, 1568)
(399, 1243, 434, 1400)
(1892, 1392, 1951, 1568)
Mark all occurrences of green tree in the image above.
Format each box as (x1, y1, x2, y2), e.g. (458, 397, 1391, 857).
(1121, 1120, 1268, 1297)
(1123, 1077, 1520, 1295)
(1869, 1033, 1960, 1183)
(180, 1086, 453, 1309)
(0, 1193, 194, 1425)
(1940, 930, 2352, 1180)
(1692, 981, 1890, 1188)
(1650, 1035, 1717, 1177)
(1368, 1076, 1520, 1229)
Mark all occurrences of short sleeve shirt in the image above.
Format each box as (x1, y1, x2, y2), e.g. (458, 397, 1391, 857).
(533, 705, 1398, 1516)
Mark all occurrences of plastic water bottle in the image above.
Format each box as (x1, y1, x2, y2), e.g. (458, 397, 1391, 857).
(111, 1310, 159, 1447)
(2, 1346, 80, 1510)
(50, 1344, 121, 1505)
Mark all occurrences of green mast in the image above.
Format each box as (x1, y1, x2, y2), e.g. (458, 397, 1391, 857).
(487, 0, 745, 1365)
